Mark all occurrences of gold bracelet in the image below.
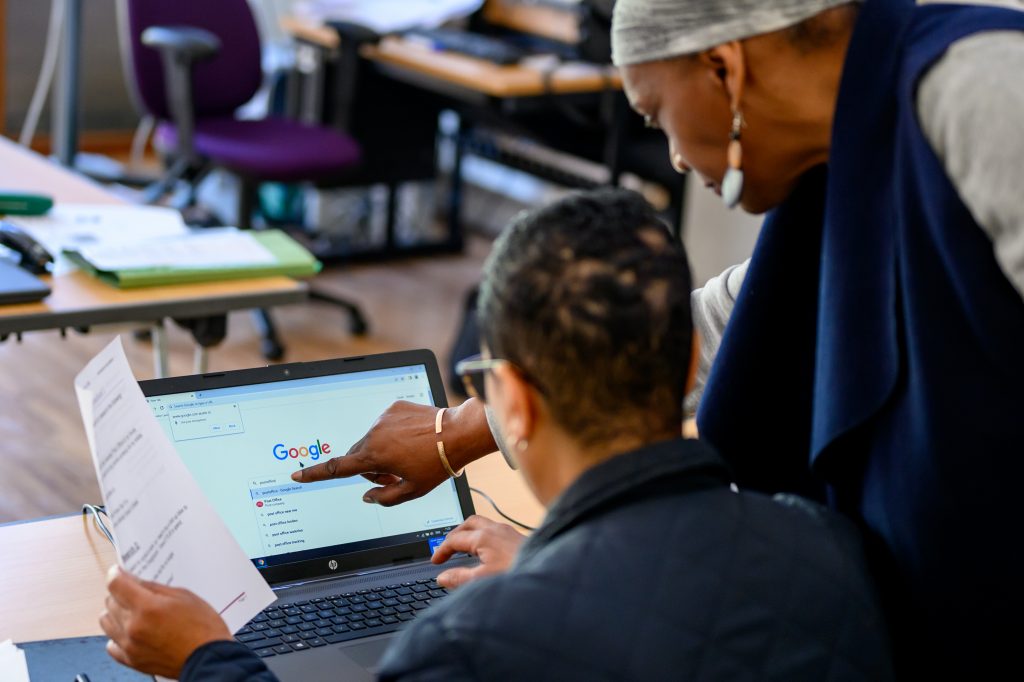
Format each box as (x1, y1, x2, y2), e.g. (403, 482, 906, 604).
(435, 407, 463, 478)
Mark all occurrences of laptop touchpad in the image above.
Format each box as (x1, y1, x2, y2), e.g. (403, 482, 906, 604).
(343, 638, 392, 672)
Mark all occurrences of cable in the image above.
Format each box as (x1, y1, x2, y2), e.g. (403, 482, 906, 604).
(82, 503, 115, 546)
(469, 486, 536, 531)
(20, 0, 66, 147)
(129, 116, 155, 171)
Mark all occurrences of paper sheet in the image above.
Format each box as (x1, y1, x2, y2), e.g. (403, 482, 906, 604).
(11, 204, 188, 260)
(0, 640, 30, 682)
(293, 0, 483, 34)
(76, 228, 278, 271)
(75, 338, 275, 634)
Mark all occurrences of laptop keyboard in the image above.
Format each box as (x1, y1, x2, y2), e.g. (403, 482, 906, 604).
(234, 578, 450, 658)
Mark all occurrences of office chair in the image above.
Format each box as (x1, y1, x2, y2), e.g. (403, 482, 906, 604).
(116, 0, 369, 360)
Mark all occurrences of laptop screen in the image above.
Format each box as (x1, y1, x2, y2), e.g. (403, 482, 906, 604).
(145, 363, 466, 572)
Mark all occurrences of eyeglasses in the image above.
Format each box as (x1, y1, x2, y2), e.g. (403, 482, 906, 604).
(456, 354, 546, 403)
(455, 354, 507, 403)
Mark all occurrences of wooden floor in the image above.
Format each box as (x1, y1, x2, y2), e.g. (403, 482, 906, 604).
(0, 236, 491, 523)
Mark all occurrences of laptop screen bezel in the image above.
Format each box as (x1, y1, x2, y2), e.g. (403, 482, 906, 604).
(139, 349, 476, 586)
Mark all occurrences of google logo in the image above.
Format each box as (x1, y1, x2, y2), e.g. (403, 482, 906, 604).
(273, 439, 331, 461)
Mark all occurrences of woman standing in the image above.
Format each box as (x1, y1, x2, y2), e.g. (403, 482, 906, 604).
(613, 0, 1024, 676)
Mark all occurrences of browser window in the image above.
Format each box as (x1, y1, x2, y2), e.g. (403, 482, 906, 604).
(146, 365, 464, 569)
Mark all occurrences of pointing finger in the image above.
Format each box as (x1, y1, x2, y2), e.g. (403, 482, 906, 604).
(293, 454, 369, 483)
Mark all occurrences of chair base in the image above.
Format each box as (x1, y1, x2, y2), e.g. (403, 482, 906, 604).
(251, 308, 286, 361)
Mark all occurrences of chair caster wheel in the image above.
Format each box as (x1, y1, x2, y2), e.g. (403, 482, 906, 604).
(349, 315, 369, 336)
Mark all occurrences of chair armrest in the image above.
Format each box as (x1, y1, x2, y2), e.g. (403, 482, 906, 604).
(141, 26, 221, 62)
(141, 26, 222, 161)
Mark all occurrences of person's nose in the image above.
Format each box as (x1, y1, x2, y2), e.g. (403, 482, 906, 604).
(668, 144, 690, 175)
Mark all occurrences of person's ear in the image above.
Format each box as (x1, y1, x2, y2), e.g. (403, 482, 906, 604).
(488, 362, 538, 445)
(685, 330, 701, 396)
(697, 41, 747, 111)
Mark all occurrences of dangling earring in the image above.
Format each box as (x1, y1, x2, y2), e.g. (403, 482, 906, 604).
(671, 152, 688, 175)
(721, 109, 745, 209)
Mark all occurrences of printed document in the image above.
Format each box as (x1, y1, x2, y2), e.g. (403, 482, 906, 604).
(11, 204, 189, 274)
(75, 337, 275, 633)
(76, 228, 277, 271)
(0, 640, 29, 682)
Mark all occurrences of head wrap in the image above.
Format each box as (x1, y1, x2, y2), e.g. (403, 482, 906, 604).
(612, 0, 858, 66)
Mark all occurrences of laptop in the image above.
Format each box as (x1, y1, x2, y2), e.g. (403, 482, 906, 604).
(140, 350, 477, 681)
(0, 259, 50, 304)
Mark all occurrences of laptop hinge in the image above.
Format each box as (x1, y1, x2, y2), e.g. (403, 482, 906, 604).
(272, 559, 422, 592)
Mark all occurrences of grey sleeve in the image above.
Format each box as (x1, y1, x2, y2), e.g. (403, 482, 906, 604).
(917, 30, 1024, 300)
(685, 259, 749, 415)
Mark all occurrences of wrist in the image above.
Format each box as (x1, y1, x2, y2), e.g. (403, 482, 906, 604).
(443, 399, 497, 472)
(180, 638, 246, 681)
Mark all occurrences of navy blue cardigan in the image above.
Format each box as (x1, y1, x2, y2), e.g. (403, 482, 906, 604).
(699, 0, 1024, 677)
(181, 440, 892, 681)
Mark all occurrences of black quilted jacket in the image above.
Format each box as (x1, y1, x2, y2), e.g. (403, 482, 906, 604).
(183, 439, 893, 682)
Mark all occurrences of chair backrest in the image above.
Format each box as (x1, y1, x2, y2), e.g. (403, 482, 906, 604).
(117, 0, 263, 121)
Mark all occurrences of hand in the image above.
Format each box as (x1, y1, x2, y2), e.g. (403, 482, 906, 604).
(292, 399, 495, 507)
(432, 515, 525, 589)
(100, 566, 232, 679)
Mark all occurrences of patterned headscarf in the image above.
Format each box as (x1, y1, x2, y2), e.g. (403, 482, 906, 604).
(612, 0, 858, 66)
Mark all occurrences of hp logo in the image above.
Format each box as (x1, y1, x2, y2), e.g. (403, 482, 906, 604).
(328, 559, 338, 571)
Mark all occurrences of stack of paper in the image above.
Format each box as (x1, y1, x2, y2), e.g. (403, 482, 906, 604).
(63, 228, 322, 288)
(0, 640, 30, 682)
(11, 204, 189, 275)
(77, 227, 277, 271)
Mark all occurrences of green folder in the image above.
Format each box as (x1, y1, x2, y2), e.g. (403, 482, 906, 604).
(64, 229, 322, 289)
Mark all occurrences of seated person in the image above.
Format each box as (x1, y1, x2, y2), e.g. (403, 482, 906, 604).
(101, 189, 893, 681)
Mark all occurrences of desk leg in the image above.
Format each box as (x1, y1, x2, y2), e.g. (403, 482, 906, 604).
(447, 116, 467, 249)
(152, 320, 169, 379)
(194, 345, 209, 375)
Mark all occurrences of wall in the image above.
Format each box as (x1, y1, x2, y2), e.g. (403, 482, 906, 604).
(3, 0, 137, 136)
(682, 175, 762, 287)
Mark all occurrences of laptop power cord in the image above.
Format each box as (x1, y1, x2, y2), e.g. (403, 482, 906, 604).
(469, 487, 536, 532)
(82, 504, 114, 545)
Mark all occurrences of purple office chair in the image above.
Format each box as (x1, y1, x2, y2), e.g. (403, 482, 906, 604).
(116, 0, 368, 359)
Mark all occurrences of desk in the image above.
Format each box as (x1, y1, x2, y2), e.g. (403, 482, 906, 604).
(283, 2, 683, 238)
(280, 21, 621, 100)
(365, 37, 620, 99)
(0, 453, 544, 643)
(282, 0, 581, 54)
(0, 136, 308, 376)
(279, 1, 626, 261)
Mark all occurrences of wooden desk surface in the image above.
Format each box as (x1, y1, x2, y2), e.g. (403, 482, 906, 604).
(0, 136, 306, 333)
(281, 0, 621, 100)
(285, 0, 579, 49)
(0, 453, 544, 644)
(481, 0, 579, 44)
(365, 37, 620, 99)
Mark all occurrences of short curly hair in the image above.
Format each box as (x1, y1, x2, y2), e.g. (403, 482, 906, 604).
(478, 188, 693, 447)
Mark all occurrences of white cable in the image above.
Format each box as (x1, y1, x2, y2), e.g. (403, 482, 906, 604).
(19, 0, 66, 148)
(129, 116, 155, 170)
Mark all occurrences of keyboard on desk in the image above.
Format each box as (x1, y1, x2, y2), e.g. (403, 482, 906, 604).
(235, 577, 450, 659)
(404, 28, 527, 66)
